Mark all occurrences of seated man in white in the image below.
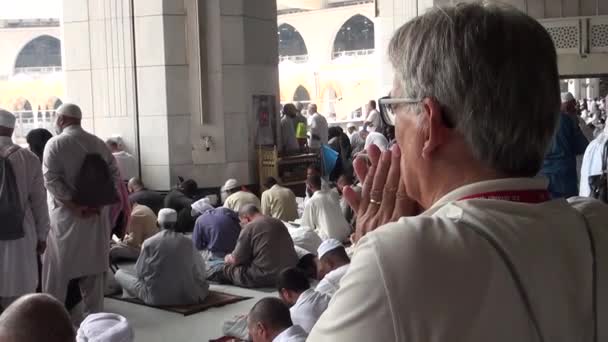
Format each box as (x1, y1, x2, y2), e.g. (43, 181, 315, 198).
(114, 209, 209, 306)
(222, 178, 261, 212)
(301, 175, 351, 242)
(315, 239, 350, 297)
(248, 297, 308, 342)
(277, 268, 330, 333)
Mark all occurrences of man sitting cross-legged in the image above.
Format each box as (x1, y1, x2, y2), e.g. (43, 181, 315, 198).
(114, 209, 209, 306)
(209, 205, 298, 288)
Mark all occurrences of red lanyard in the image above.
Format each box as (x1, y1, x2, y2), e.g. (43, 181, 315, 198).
(459, 189, 551, 203)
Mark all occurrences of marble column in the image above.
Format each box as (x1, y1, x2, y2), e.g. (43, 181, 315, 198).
(62, 0, 279, 190)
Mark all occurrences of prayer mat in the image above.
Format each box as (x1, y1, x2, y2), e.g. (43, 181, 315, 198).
(106, 290, 252, 316)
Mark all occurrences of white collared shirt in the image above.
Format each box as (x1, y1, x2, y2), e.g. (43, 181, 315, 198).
(272, 325, 308, 342)
(309, 177, 608, 341)
(289, 289, 331, 333)
(315, 264, 350, 297)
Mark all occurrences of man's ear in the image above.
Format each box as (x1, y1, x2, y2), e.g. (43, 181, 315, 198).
(419, 98, 450, 160)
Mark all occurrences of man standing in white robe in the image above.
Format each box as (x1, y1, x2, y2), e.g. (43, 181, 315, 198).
(42, 103, 121, 316)
(0, 110, 50, 310)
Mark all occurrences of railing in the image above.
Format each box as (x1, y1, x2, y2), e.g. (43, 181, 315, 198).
(13, 110, 58, 143)
(332, 49, 375, 59)
(13, 66, 63, 75)
(279, 55, 309, 63)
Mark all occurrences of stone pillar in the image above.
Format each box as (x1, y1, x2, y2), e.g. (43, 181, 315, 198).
(62, 0, 279, 190)
(568, 79, 582, 99)
(171, 0, 280, 189)
(62, 0, 139, 181)
(586, 78, 600, 99)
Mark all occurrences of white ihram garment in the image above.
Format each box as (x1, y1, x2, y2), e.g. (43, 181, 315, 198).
(42, 125, 121, 312)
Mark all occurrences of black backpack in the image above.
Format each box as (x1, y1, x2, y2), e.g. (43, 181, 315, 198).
(72, 150, 120, 208)
(589, 139, 608, 203)
(0, 145, 25, 241)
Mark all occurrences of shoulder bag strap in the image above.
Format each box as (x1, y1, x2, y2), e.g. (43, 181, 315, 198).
(462, 223, 545, 342)
(0, 144, 19, 197)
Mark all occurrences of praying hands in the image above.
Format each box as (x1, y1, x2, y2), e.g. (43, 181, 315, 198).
(343, 144, 419, 243)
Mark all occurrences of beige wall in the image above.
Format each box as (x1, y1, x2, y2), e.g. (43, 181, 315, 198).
(61, 0, 280, 190)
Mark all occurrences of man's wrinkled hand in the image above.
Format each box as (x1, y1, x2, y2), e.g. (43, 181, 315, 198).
(344, 144, 419, 243)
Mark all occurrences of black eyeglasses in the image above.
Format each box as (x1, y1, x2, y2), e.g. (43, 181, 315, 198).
(378, 95, 455, 128)
(378, 95, 420, 127)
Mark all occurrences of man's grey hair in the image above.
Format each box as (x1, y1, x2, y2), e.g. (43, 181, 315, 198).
(388, 2, 560, 176)
(239, 204, 260, 218)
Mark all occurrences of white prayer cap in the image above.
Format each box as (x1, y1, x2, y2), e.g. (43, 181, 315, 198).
(317, 239, 343, 259)
(76, 313, 134, 342)
(0, 109, 16, 129)
(157, 208, 177, 225)
(222, 178, 239, 192)
(191, 197, 213, 215)
(56, 103, 82, 119)
(561, 92, 575, 103)
(346, 122, 356, 129)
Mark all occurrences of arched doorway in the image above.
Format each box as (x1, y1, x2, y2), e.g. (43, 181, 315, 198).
(332, 15, 375, 59)
(14, 35, 62, 74)
(293, 85, 311, 103)
(278, 23, 309, 63)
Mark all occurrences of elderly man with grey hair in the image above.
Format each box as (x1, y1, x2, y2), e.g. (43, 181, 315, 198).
(309, 3, 608, 341)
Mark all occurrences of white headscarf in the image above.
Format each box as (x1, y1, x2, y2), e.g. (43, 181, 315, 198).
(191, 197, 214, 216)
(76, 313, 134, 342)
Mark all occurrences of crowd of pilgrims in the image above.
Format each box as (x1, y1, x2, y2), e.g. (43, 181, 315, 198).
(3, 3, 608, 340)
(0, 97, 391, 342)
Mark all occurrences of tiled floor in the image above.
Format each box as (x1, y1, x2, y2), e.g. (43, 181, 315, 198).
(103, 284, 276, 342)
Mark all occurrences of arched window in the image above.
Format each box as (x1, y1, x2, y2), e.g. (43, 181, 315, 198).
(278, 24, 308, 63)
(332, 15, 375, 59)
(14, 35, 61, 72)
(293, 86, 311, 102)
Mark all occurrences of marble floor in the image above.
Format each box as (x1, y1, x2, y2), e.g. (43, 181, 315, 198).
(103, 284, 276, 342)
